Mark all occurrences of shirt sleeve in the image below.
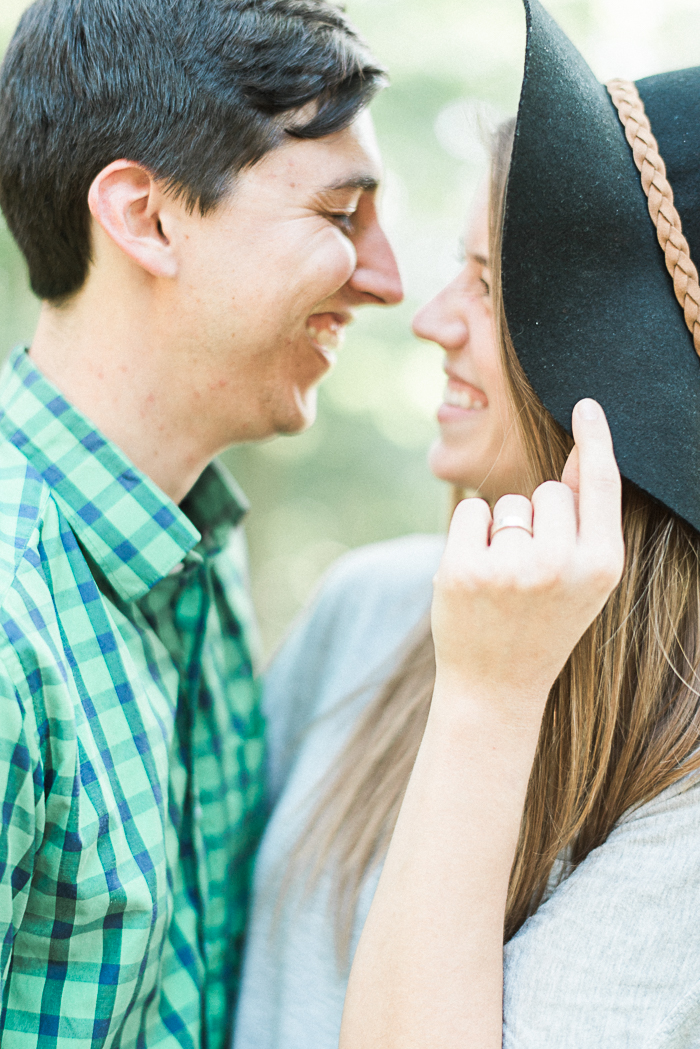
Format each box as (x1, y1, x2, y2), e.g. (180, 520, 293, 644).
(262, 536, 443, 807)
(261, 571, 356, 807)
(503, 772, 700, 1049)
(0, 651, 42, 987)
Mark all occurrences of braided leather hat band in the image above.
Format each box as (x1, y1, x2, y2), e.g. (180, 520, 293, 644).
(607, 78, 700, 358)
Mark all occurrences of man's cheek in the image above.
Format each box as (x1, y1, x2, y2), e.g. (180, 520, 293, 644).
(311, 235, 358, 294)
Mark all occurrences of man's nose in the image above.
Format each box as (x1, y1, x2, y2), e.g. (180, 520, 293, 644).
(349, 221, 404, 306)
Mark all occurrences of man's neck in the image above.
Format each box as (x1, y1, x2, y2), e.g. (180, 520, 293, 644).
(29, 288, 213, 506)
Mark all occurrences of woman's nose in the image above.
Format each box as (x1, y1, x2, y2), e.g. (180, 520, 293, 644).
(412, 283, 468, 350)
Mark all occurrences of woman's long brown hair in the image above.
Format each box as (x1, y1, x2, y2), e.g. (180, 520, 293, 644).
(287, 119, 700, 962)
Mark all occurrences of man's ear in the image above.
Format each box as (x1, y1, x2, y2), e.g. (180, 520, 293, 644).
(87, 161, 178, 279)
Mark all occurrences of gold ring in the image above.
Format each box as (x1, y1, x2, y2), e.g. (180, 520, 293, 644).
(490, 516, 533, 539)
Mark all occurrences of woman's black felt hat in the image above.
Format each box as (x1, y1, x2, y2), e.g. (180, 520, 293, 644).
(501, 0, 700, 530)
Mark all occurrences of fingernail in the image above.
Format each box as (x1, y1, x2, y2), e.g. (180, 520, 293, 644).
(577, 398, 599, 421)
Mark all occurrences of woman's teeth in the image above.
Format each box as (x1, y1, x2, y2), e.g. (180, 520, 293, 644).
(444, 386, 486, 410)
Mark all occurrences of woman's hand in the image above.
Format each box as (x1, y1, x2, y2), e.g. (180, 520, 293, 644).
(431, 398, 624, 716)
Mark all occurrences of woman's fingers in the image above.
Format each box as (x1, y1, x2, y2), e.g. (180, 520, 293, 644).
(490, 494, 533, 544)
(560, 441, 580, 497)
(571, 400, 624, 582)
(448, 497, 492, 561)
(531, 480, 577, 561)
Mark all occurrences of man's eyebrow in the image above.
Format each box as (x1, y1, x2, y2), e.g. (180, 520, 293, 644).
(322, 175, 380, 193)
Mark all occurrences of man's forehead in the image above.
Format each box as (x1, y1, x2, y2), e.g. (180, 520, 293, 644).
(264, 111, 383, 190)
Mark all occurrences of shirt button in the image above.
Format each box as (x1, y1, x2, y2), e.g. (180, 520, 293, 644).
(194, 802, 203, 821)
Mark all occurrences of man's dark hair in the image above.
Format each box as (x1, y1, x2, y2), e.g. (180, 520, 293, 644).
(0, 0, 386, 301)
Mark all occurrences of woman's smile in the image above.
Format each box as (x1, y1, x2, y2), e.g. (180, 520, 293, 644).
(438, 373, 488, 423)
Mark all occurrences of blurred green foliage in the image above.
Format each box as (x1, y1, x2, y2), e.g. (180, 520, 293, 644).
(1, 0, 699, 652)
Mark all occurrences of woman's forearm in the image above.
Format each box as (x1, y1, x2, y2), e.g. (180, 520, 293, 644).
(339, 679, 545, 1049)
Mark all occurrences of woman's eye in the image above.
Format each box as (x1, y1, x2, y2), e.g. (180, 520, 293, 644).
(476, 266, 492, 296)
(466, 274, 490, 298)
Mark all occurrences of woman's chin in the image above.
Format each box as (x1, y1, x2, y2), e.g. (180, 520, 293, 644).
(428, 440, 482, 489)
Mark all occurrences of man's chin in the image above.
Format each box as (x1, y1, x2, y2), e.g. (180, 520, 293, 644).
(275, 388, 318, 436)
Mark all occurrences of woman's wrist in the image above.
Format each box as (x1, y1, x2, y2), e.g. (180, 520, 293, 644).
(431, 667, 551, 739)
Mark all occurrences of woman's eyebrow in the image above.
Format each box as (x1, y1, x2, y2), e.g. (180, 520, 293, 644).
(470, 253, 489, 267)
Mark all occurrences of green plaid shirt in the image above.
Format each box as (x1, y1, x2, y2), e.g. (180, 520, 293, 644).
(0, 346, 266, 1047)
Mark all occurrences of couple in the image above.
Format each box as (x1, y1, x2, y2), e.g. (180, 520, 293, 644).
(1, 1, 700, 1048)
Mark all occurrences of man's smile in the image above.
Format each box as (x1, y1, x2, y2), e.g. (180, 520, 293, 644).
(305, 312, 352, 363)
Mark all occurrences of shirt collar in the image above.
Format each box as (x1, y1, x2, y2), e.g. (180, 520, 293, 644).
(0, 346, 248, 602)
(181, 460, 249, 554)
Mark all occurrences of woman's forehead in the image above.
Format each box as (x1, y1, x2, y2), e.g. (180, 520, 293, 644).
(465, 186, 490, 260)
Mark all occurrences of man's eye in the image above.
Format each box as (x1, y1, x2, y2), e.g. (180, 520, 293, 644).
(329, 212, 356, 235)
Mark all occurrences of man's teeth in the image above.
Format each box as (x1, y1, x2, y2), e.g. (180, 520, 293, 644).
(307, 325, 340, 349)
(444, 386, 485, 410)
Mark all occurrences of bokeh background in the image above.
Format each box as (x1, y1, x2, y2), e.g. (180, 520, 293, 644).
(2, 0, 700, 653)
